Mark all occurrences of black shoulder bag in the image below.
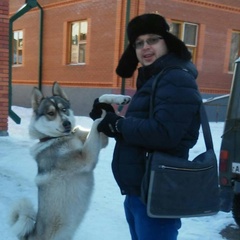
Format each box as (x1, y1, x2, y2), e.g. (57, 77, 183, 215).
(141, 67, 220, 218)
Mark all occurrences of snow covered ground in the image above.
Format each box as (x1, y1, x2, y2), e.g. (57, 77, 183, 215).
(0, 106, 238, 239)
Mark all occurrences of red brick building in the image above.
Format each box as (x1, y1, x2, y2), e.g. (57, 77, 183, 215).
(0, 0, 9, 135)
(9, 0, 240, 116)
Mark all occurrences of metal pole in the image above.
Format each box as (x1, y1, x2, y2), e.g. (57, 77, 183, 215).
(8, 17, 20, 123)
(37, 3, 43, 90)
(8, 0, 42, 124)
(118, 0, 131, 112)
(120, 0, 131, 96)
(8, 4, 33, 124)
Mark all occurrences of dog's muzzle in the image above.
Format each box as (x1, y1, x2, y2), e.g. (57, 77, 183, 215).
(63, 120, 72, 132)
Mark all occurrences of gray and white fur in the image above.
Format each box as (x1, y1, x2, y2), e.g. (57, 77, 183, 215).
(9, 82, 131, 240)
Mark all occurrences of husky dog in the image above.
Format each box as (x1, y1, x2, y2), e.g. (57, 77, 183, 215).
(10, 82, 131, 240)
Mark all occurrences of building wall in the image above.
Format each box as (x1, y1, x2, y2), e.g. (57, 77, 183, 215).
(10, 0, 124, 87)
(0, 0, 9, 136)
(9, 0, 133, 115)
(145, 0, 239, 94)
(9, 0, 240, 118)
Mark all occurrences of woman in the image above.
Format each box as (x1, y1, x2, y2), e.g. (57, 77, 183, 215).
(90, 13, 202, 240)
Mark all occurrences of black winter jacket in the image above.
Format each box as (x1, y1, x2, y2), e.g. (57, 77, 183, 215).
(113, 53, 202, 196)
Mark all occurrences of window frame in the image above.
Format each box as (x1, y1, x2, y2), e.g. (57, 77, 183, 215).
(13, 30, 23, 66)
(228, 30, 240, 72)
(68, 20, 88, 65)
(170, 21, 199, 63)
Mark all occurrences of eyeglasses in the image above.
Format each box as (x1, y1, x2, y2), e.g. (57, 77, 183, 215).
(133, 36, 164, 49)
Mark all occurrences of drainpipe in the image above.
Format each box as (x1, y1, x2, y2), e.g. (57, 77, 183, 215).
(9, 0, 43, 124)
(118, 0, 131, 112)
(37, 2, 43, 90)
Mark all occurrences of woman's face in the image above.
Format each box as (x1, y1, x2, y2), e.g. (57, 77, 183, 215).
(134, 34, 168, 66)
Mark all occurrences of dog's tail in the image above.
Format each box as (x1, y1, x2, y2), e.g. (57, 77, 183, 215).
(10, 198, 36, 239)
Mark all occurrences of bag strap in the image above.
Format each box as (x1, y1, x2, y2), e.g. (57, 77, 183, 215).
(200, 104, 214, 150)
(150, 66, 214, 151)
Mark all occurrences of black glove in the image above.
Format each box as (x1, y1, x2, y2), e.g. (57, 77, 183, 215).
(97, 112, 123, 137)
(89, 98, 115, 120)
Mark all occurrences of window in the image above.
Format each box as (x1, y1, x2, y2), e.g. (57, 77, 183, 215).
(13, 30, 23, 65)
(170, 22, 198, 62)
(69, 20, 88, 64)
(229, 31, 240, 72)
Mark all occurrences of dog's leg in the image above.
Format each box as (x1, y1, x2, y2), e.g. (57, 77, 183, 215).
(80, 118, 108, 172)
(72, 125, 90, 142)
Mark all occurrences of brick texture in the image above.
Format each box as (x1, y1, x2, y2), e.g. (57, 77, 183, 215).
(0, 0, 9, 134)
(8, 0, 240, 99)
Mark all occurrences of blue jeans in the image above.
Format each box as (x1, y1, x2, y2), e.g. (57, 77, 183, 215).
(124, 195, 181, 240)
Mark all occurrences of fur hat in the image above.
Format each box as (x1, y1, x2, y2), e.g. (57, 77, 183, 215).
(116, 13, 191, 78)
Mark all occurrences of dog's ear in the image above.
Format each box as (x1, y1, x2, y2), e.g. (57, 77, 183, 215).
(52, 82, 69, 101)
(31, 87, 44, 112)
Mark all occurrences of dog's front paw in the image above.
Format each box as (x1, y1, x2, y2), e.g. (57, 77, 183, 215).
(99, 94, 131, 105)
(115, 95, 131, 105)
(91, 118, 103, 130)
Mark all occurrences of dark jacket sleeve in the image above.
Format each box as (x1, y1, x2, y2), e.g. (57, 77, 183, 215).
(118, 69, 202, 151)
